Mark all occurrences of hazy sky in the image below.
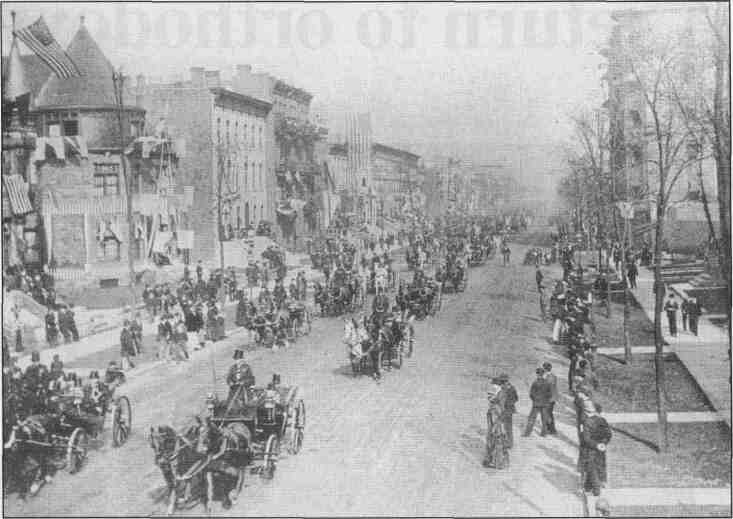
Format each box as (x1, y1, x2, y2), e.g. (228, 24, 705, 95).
(1, 2, 709, 195)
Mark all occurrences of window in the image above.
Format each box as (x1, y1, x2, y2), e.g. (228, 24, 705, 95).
(94, 163, 120, 196)
(251, 163, 256, 190)
(63, 120, 79, 136)
(243, 123, 247, 145)
(629, 110, 642, 128)
(259, 126, 263, 149)
(226, 120, 230, 146)
(217, 118, 221, 144)
(362, 177, 367, 187)
(251, 126, 255, 148)
(244, 161, 248, 190)
(259, 164, 263, 190)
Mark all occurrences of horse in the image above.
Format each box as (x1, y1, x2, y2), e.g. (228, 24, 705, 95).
(192, 418, 250, 514)
(150, 424, 206, 515)
(4, 413, 59, 497)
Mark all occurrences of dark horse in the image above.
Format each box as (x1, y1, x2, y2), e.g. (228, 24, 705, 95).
(150, 418, 249, 516)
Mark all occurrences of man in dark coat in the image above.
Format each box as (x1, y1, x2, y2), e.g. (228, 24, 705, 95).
(120, 320, 135, 370)
(499, 373, 518, 449)
(543, 362, 558, 434)
(523, 368, 553, 437)
(687, 297, 702, 336)
(664, 293, 679, 336)
(579, 402, 612, 499)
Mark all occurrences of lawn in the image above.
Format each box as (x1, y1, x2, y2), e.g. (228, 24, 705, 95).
(548, 269, 732, 490)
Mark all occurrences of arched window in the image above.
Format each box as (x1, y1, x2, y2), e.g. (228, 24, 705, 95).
(217, 118, 221, 144)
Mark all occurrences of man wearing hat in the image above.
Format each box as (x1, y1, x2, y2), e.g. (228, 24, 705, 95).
(543, 362, 558, 434)
(227, 347, 255, 408)
(499, 374, 518, 449)
(120, 320, 135, 370)
(663, 292, 679, 337)
(579, 402, 612, 509)
(523, 368, 552, 437)
(23, 351, 49, 396)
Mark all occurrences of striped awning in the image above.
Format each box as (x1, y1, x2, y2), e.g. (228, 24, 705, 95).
(2, 174, 33, 216)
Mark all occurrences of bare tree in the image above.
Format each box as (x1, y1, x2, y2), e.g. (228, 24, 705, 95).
(627, 21, 704, 452)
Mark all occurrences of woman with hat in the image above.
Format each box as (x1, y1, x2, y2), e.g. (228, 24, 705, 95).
(483, 377, 509, 469)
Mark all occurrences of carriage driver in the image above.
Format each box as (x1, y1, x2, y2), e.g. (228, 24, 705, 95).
(227, 346, 256, 405)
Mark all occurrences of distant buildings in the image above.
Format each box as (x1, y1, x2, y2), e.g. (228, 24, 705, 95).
(370, 143, 420, 221)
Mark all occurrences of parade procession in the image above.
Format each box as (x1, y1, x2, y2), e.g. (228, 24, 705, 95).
(2, 3, 731, 518)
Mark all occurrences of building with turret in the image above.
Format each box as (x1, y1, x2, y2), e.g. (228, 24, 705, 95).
(18, 17, 190, 285)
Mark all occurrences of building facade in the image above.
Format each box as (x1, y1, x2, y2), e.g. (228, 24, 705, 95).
(603, 9, 719, 247)
(370, 143, 420, 222)
(20, 19, 191, 284)
(143, 68, 272, 263)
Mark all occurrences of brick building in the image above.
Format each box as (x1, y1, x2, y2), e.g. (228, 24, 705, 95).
(27, 18, 190, 284)
(142, 68, 272, 263)
(234, 66, 330, 247)
(370, 143, 420, 221)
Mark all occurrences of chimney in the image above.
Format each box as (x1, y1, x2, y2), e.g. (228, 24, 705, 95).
(205, 70, 221, 88)
(190, 67, 205, 88)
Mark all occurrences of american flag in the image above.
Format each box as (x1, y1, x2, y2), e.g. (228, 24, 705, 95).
(14, 17, 81, 79)
(3, 175, 33, 215)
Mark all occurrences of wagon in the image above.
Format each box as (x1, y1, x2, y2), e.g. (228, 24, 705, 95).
(210, 382, 306, 479)
(4, 385, 131, 492)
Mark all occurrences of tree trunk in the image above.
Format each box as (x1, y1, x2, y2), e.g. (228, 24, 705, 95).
(652, 200, 669, 453)
(713, 13, 732, 339)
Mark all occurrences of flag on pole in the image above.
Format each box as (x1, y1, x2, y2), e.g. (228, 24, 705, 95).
(14, 17, 81, 79)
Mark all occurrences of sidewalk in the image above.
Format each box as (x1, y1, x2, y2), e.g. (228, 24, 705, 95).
(13, 263, 325, 373)
(12, 242, 404, 375)
(630, 266, 731, 428)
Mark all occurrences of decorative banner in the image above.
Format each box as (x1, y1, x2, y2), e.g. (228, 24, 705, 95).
(177, 230, 194, 250)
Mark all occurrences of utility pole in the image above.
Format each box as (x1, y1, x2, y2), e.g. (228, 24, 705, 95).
(112, 69, 136, 308)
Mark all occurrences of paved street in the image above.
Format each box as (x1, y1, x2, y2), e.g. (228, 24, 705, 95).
(4, 245, 584, 516)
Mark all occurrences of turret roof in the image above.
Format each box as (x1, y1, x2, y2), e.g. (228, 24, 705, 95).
(35, 21, 139, 110)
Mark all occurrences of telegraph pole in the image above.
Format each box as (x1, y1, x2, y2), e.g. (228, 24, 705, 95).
(112, 69, 136, 308)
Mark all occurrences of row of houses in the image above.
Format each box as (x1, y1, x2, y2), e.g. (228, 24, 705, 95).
(1, 16, 431, 285)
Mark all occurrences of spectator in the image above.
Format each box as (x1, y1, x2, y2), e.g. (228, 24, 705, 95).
(663, 293, 679, 337)
(681, 298, 690, 332)
(523, 368, 553, 437)
(688, 297, 702, 336)
(627, 261, 638, 289)
(120, 320, 136, 370)
(579, 402, 612, 512)
(543, 362, 558, 434)
(45, 309, 59, 347)
(499, 373, 518, 449)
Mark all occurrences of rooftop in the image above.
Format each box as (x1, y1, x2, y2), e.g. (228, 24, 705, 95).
(34, 19, 140, 111)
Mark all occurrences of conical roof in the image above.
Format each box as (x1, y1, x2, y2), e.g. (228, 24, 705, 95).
(35, 21, 138, 110)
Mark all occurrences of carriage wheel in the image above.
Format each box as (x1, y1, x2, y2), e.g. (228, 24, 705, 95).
(66, 428, 89, 474)
(290, 399, 305, 455)
(261, 434, 280, 479)
(112, 396, 132, 447)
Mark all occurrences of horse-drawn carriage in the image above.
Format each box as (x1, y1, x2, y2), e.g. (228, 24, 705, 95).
(150, 376, 305, 515)
(4, 379, 131, 496)
(442, 262, 467, 293)
(316, 276, 362, 317)
(345, 315, 413, 378)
